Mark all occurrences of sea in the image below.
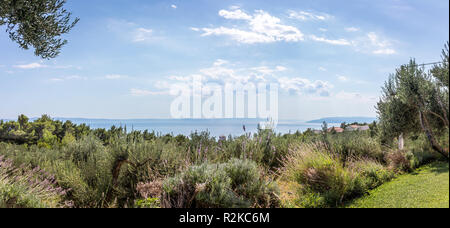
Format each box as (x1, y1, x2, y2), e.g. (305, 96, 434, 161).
(43, 118, 342, 137)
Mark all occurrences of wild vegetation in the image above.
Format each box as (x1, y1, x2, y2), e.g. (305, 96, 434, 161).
(0, 43, 448, 208)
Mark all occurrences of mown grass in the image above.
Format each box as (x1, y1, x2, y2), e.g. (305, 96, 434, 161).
(348, 162, 449, 208)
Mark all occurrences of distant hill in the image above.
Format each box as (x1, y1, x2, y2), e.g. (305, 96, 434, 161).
(307, 117, 377, 124)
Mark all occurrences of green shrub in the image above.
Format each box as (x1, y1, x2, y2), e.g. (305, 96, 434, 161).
(281, 144, 392, 208)
(328, 132, 384, 163)
(349, 159, 395, 190)
(0, 137, 113, 208)
(161, 159, 279, 208)
(134, 198, 160, 208)
(291, 190, 327, 208)
(406, 134, 442, 168)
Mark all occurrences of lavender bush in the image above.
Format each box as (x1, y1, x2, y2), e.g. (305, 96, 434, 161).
(0, 156, 68, 208)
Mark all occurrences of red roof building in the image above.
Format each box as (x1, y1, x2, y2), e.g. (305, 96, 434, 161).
(328, 127, 344, 133)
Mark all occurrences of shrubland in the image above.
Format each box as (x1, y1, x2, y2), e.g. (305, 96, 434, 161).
(0, 43, 447, 208)
(0, 117, 445, 208)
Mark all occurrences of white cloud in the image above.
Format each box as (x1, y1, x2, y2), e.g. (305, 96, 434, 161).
(13, 63, 47, 69)
(150, 60, 332, 98)
(108, 19, 156, 43)
(335, 91, 378, 103)
(195, 7, 391, 54)
(336, 75, 368, 84)
(278, 77, 333, 96)
(167, 75, 191, 82)
(49, 78, 64, 82)
(367, 32, 396, 55)
(201, 27, 275, 44)
(13, 62, 79, 70)
(171, 4, 177, 9)
(345, 27, 360, 32)
(251, 66, 287, 76)
(195, 61, 285, 84)
(373, 48, 396, 55)
(130, 88, 168, 96)
(288, 10, 332, 21)
(218, 9, 252, 20)
(49, 75, 86, 82)
(133, 28, 153, 42)
(310, 35, 351, 46)
(213, 59, 229, 66)
(318, 67, 327, 72)
(248, 10, 305, 42)
(200, 64, 237, 80)
(105, 74, 128, 80)
(337, 75, 349, 82)
(276, 66, 287, 72)
(197, 9, 304, 44)
(352, 32, 396, 55)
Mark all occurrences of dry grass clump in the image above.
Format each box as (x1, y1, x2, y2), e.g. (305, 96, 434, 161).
(385, 150, 412, 172)
(136, 180, 163, 199)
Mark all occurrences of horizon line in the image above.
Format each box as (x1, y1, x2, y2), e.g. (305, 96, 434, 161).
(1, 116, 377, 122)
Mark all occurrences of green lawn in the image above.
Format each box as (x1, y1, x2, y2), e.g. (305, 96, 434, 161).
(348, 162, 449, 208)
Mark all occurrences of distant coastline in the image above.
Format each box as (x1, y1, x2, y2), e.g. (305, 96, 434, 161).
(307, 117, 377, 124)
(2, 116, 376, 123)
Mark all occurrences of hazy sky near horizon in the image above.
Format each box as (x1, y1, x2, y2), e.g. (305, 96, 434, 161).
(0, 0, 448, 120)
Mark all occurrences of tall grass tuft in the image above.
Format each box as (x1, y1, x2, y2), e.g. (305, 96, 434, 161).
(280, 143, 395, 208)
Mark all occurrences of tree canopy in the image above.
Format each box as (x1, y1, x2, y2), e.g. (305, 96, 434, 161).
(0, 0, 79, 59)
(377, 42, 449, 159)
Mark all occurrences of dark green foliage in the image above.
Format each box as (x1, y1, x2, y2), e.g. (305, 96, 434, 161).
(327, 131, 384, 163)
(431, 42, 449, 88)
(161, 159, 279, 208)
(0, 0, 79, 59)
(377, 42, 449, 159)
(350, 160, 395, 190)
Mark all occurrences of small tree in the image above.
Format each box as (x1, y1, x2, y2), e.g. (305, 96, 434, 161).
(0, 0, 79, 59)
(17, 114, 29, 130)
(321, 121, 328, 133)
(377, 42, 449, 159)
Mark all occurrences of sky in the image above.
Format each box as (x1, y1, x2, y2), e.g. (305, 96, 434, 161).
(0, 0, 448, 120)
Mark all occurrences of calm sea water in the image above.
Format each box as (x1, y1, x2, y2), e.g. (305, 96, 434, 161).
(51, 118, 340, 137)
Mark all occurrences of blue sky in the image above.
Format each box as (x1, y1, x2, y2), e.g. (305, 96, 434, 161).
(0, 0, 448, 120)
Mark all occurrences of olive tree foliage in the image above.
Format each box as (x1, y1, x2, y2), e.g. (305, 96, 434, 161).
(0, 0, 79, 59)
(377, 42, 449, 159)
